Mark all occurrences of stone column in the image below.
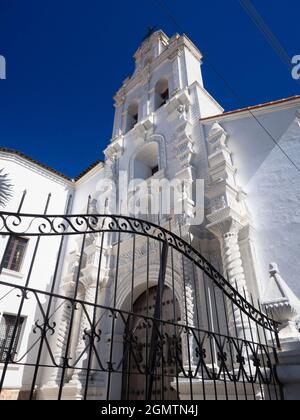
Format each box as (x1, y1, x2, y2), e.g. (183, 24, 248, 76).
(221, 229, 249, 296)
(88, 282, 110, 390)
(223, 229, 253, 341)
(208, 217, 253, 342)
(50, 282, 76, 382)
(113, 88, 125, 137)
(169, 49, 183, 96)
(67, 279, 96, 389)
(180, 275, 197, 372)
(38, 280, 75, 399)
(64, 262, 111, 400)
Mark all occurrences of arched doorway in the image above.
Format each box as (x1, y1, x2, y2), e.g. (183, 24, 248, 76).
(121, 286, 181, 400)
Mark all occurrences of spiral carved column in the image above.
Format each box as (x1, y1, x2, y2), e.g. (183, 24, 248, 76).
(221, 231, 249, 295)
(181, 260, 197, 372)
(220, 228, 252, 341)
(47, 281, 75, 386)
(68, 280, 96, 387)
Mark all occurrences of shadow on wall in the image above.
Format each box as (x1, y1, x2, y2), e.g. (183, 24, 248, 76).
(224, 109, 300, 297)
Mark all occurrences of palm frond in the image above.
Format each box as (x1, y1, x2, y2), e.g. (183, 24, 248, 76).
(0, 169, 13, 207)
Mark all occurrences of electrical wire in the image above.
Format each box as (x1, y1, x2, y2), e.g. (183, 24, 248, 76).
(238, 0, 298, 76)
(154, 0, 300, 174)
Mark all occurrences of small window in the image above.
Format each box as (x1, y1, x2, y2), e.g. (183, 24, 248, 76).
(2, 237, 28, 272)
(160, 89, 169, 105)
(126, 102, 139, 133)
(155, 78, 169, 110)
(132, 112, 138, 125)
(151, 165, 159, 176)
(0, 314, 24, 363)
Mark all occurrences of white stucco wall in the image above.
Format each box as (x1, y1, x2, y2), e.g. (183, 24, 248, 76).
(203, 102, 300, 298)
(0, 153, 73, 389)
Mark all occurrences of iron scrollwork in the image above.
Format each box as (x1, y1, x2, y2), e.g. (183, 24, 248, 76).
(0, 212, 279, 333)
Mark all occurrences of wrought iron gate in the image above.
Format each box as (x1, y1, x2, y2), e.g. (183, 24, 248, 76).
(0, 207, 283, 400)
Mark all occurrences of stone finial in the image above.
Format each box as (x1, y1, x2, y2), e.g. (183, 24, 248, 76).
(262, 263, 300, 343)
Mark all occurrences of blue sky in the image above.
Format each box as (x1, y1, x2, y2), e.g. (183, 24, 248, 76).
(0, 0, 299, 178)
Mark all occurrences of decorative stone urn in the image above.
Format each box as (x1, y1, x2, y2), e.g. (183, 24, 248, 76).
(262, 263, 300, 346)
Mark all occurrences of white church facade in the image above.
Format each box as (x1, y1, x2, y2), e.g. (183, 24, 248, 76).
(0, 30, 300, 400)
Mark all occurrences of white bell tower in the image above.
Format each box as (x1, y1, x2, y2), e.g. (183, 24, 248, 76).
(111, 30, 216, 139)
(105, 29, 223, 207)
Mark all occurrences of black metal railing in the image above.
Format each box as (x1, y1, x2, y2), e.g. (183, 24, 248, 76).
(0, 196, 283, 400)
